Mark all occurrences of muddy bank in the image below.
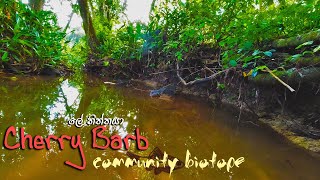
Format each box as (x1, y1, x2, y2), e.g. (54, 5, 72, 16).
(217, 84, 320, 153)
(185, 82, 320, 153)
(0, 63, 73, 76)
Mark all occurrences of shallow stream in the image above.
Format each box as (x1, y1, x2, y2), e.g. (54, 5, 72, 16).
(0, 75, 319, 180)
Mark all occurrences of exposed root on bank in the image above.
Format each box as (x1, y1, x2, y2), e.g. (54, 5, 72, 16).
(176, 63, 230, 86)
(243, 121, 260, 127)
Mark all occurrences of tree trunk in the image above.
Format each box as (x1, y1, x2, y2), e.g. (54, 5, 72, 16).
(272, 29, 320, 48)
(249, 67, 320, 86)
(77, 0, 99, 53)
(29, 0, 45, 11)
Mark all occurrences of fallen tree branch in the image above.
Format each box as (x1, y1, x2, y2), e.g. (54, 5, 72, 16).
(265, 67, 295, 92)
(272, 29, 320, 48)
(176, 63, 229, 86)
(295, 56, 320, 67)
(249, 67, 320, 86)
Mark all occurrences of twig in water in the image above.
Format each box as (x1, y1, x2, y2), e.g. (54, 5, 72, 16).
(104, 81, 117, 85)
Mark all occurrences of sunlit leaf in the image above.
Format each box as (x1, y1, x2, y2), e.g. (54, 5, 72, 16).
(313, 45, 320, 53)
(175, 51, 183, 61)
(252, 50, 261, 56)
(1, 52, 9, 62)
(296, 41, 313, 49)
(103, 61, 110, 67)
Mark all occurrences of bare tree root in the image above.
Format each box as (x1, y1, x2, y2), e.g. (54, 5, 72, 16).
(176, 63, 230, 86)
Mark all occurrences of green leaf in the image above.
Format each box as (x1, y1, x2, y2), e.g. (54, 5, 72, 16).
(17, 39, 34, 48)
(216, 33, 221, 39)
(217, 83, 225, 90)
(252, 70, 258, 77)
(290, 54, 302, 61)
(175, 51, 183, 61)
(229, 60, 237, 67)
(23, 49, 33, 56)
(2, 52, 9, 62)
(263, 51, 272, 57)
(255, 65, 267, 71)
(253, 55, 262, 59)
(243, 56, 253, 63)
(243, 41, 253, 50)
(296, 41, 313, 49)
(12, 55, 20, 62)
(302, 51, 313, 55)
(313, 45, 320, 53)
(103, 61, 110, 67)
(252, 50, 261, 56)
(218, 41, 225, 47)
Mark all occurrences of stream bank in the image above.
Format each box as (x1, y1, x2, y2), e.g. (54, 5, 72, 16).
(179, 79, 320, 153)
(85, 63, 320, 154)
(83, 30, 320, 154)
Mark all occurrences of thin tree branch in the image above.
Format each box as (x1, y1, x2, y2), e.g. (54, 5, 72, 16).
(176, 63, 229, 86)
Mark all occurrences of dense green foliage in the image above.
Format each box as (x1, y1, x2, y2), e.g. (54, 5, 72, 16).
(0, 0, 319, 74)
(145, 0, 320, 67)
(76, 0, 320, 74)
(0, 0, 66, 72)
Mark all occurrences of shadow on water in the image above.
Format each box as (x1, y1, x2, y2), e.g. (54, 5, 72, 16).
(0, 74, 319, 180)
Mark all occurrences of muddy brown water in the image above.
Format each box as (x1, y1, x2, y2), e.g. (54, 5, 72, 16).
(0, 74, 319, 180)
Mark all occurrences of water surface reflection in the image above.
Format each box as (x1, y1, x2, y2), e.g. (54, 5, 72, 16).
(0, 75, 319, 180)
